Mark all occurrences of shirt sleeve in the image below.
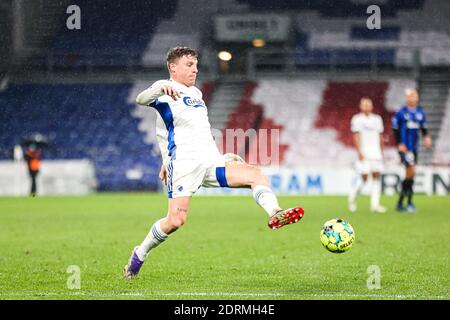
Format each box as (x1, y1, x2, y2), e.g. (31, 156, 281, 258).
(392, 111, 404, 145)
(420, 110, 427, 129)
(135, 80, 168, 106)
(350, 116, 360, 133)
(378, 116, 384, 133)
(392, 111, 402, 130)
(195, 86, 203, 99)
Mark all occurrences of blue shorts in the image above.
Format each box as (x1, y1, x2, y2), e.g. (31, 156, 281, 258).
(399, 150, 418, 167)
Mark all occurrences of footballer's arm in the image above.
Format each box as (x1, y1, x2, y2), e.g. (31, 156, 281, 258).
(379, 118, 385, 158)
(380, 132, 384, 158)
(420, 125, 432, 149)
(392, 128, 407, 153)
(392, 113, 407, 153)
(136, 80, 180, 105)
(135, 80, 179, 185)
(353, 132, 364, 161)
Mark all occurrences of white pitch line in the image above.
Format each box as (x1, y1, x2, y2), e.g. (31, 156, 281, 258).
(0, 292, 448, 299)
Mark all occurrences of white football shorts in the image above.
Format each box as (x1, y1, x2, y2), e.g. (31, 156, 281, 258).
(354, 159, 384, 175)
(166, 155, 231, 198)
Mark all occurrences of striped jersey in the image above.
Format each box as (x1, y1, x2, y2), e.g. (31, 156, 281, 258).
(392, 105, 427, 151)
(148, 79, 221, 165)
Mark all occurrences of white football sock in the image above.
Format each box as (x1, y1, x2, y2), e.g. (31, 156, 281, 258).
(136, 219, 168, 261)
(370, 177, 381, 209)
(252, 185, 282, 216)
(348, 175, 364, 204)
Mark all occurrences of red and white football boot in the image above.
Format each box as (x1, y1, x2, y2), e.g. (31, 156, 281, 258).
(268, 207, 305, 230)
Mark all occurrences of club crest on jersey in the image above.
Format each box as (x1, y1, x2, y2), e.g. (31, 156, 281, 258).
(183, 96, 205, 108)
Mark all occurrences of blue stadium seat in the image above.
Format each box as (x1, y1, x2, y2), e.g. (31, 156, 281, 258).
(238, 0, 424, 17)
(47, 0, 177, 67)
(351, 26, 400, 41)
(0, 84, 161, 191)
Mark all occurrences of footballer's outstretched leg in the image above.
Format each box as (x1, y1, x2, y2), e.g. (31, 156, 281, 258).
(123, 196, 191, 278)
(123, 246, 144, 279)
(225, 161, 305, 229)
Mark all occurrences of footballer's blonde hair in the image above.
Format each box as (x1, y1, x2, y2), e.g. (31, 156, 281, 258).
(405, 88, 418, 96)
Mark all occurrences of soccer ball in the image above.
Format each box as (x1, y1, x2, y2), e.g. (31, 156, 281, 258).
(320, 218, 355, 253)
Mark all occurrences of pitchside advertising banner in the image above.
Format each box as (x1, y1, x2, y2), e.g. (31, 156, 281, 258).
(0, 161, 448, 196)
(214, 14, 291, 42)
(196, 166, 450, 196)
(0, 160, 97, 196)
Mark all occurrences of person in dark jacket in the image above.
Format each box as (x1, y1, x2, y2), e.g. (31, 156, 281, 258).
(24, 143, 41, 196)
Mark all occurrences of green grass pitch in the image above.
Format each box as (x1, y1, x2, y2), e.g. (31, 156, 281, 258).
(0, 193, 449, 300)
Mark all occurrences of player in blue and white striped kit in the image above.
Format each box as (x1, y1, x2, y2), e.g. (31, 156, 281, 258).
(392, 89, 432, 213)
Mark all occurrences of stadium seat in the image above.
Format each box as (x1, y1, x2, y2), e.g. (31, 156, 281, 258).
(47, 0, 176, 68)
(291, 0, 450, 67)
(0, 83, 161, 191)
(433, 88, 450, 165)
(222, 82, 263, 159)
(246, 80, 416, 167)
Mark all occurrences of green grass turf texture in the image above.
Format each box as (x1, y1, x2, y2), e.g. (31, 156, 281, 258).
(0, 193, 448, 300)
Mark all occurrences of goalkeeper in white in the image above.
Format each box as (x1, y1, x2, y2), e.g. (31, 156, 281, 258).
(123, 47, 305, 278)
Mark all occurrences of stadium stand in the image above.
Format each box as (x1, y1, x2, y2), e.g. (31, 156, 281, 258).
(2, 0, 448, 197)
(220, 80, 422, 167)
(251, 80, 328, 166)
(242, 0, 445, 67)
(0, 83, 161, 191)
(47, 0, 176, 67)
(247, 117, 289, 166)
(293, 0, 450, 67)
(225, 82, 263, 134)
(141, 0, 220, 67)
(315, 81, 395, 147)
(221, 81, 263, 159)
(239, 0, 425, 15)
(416, 70, 450, 164)
(207, 81, 245, 132)
(384, 79, 417, 112)
(433, 88, 450, 165)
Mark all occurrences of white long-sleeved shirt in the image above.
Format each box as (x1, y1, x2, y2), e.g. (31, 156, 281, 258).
(136, 80, 168, 106)
(136, 79, 221, 165)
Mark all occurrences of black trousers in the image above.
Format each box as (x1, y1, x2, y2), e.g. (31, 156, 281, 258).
(29, 169, 39, 195)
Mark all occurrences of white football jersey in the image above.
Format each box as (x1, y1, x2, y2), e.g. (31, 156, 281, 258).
(350, 113, 384, 160)
(148, 79, 221, 165)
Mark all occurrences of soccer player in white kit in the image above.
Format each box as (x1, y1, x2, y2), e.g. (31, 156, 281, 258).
(348, 97, 387, 213)
(123, 47, 304, 278)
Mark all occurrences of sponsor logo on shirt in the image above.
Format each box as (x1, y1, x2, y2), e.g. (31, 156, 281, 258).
(406, 120, 419, 129)
(183, 96, 205, 108)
